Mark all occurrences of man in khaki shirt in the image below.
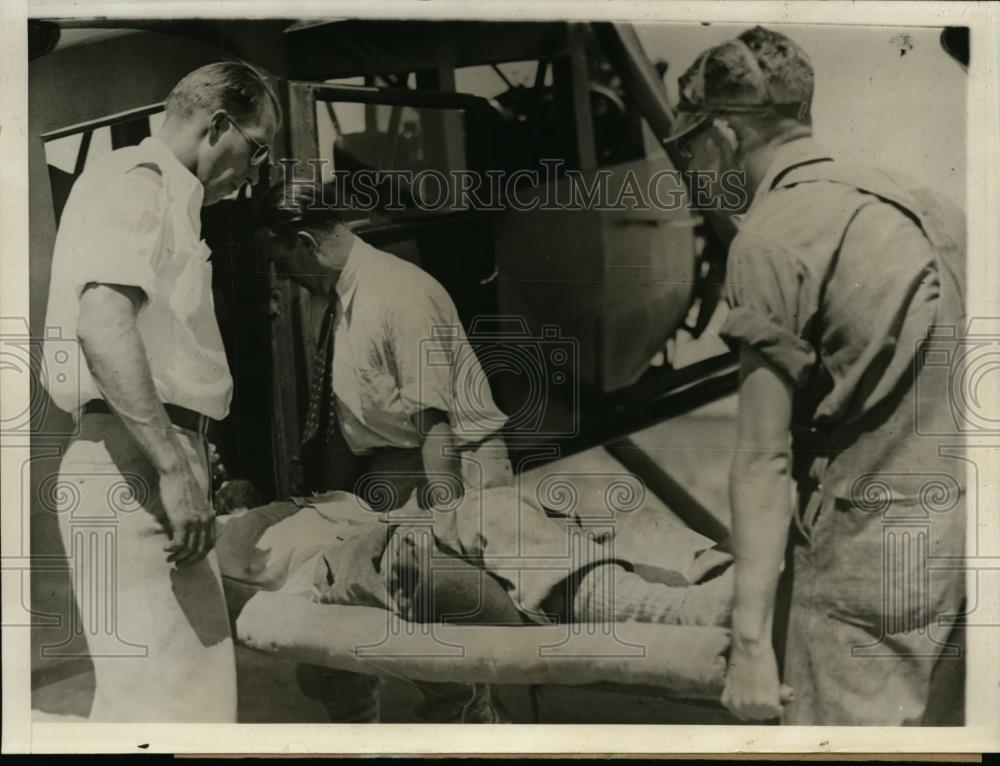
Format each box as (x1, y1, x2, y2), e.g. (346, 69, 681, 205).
(664, 27, 965, 724)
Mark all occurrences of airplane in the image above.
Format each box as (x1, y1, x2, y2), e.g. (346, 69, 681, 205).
(27, 16, 745, 719)
(29, 17, 737, 528)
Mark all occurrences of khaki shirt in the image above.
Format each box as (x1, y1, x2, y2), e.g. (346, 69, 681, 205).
(721, 136, 940, 434)
(718, 137, 967, 641)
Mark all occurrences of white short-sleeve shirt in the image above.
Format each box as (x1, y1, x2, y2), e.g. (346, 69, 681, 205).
(302, 238, 509, 453)
(43, 136, 233, 421)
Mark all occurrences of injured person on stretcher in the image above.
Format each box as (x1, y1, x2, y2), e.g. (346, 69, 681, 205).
(215, 482, 735, 628)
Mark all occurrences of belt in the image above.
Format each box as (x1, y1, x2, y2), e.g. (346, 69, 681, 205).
(82, 400, 212, 436)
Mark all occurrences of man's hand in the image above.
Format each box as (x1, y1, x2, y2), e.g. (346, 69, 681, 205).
(414, 408, 464, 511)
(78, 282, 218, 567)
(159, 466, 216, 566)
(721, 638, 795, 721)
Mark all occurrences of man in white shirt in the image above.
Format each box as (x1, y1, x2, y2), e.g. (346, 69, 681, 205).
(43, 61, 280, 722)
(253, 179, 515, 722)
(251, 180, 735, 722)
(265, 200, 514, 507)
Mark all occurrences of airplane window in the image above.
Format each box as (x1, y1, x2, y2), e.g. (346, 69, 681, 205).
(456, 59, 575, 175)
(326, 74, 418, 88)
(314, 98, 472, 210)
(44, 126, 111, 174)
(87, 128, 113, 165)
(325, 76, 365, 87)
(455, 60, 553, 100)
(43, 132, 83, 174)
(456, 54, 650, 171)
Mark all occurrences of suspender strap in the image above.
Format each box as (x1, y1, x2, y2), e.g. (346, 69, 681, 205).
(769, 156, 835, 193)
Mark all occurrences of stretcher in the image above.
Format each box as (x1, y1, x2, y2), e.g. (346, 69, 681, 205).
(226, 579, 730, 701)
(219, 458, 734, 706)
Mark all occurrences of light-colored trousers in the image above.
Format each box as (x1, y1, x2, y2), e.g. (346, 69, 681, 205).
(295, 434, 514, 722)
(54, 413, 236, 722)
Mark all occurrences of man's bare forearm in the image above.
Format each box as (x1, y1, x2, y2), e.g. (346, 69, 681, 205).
(77, 284, 189, 476)
(728, 447, 793, 646)
(422, 423, 463, 498)
(414, 409, 463, 503)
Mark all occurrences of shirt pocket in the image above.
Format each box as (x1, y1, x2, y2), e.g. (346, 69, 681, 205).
(168, 239, 213, 320)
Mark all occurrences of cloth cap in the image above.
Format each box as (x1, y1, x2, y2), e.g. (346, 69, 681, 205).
(665, 26, 815, 145)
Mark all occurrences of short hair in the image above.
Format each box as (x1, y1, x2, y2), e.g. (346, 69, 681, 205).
(165, 61, 282, 128)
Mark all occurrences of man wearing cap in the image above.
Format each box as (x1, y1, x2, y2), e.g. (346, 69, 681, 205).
(43, 62, 280, 721)
(664, 26, 966, 724)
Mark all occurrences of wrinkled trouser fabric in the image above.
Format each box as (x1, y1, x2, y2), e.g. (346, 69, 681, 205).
(54, 413, 237, 722)
(297, 435, 513, 722)
(218, 466, 727, 721)
(781, 494, 965, 725)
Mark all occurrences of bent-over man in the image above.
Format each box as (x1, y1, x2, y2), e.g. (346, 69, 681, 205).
(252, 180, 735, 722)
(665, 26, 965, 724)
(43, 62, 281, 721)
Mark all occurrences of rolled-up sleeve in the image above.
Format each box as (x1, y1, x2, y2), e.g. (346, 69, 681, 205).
(720, 231, 819, 387)
(58, 163, 167, 303)
(388, 283, 462, 419)
(388, 280, 508, 441)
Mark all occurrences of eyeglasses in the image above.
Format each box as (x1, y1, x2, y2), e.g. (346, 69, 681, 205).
(223, 112, 271, 167)
(676, 116, 714, 162)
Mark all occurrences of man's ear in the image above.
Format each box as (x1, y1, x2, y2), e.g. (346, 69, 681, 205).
(711, 117, 740, 155)
(297, 230, 319, 255)
(208, 110, 229, 145)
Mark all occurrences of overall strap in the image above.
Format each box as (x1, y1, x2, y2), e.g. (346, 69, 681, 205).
(773, 161, 966, 490)
(774, 162, 966, 312)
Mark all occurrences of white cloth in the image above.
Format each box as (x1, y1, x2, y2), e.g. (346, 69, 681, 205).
(300, 238, 508, 453)
(56, 414, 236, 722)
(43, 135, 233, 420)
(216, 485, 725, 620)
(216, 492, 378, 599)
